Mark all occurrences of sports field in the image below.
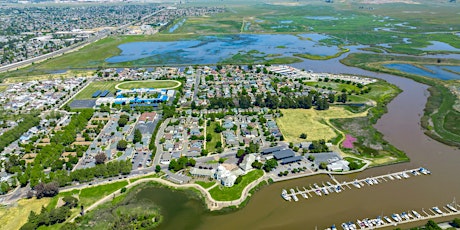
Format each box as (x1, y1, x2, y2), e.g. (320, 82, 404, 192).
(115, 80, 181, 90)
(276, 107, 367, 143)
(74, 81, 119, 100)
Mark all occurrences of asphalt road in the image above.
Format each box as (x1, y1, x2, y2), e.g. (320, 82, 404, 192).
(0, 8, 165, 74)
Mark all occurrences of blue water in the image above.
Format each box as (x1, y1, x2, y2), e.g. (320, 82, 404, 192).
(106, 34, 340, 64)
(420, 41, 460, 52)
(169, 19, 186, 33)
(280, 20, 293, 24)
(305, 16, 338, 20)
(384, 63, 460, 80)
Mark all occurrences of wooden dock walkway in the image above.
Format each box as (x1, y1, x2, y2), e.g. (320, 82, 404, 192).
(329, 203, 459, 230)
(282, 168, 430, 201)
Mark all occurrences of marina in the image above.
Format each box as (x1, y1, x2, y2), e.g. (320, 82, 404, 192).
(326, 201, 459, 230)
(281, 168, 431, 201)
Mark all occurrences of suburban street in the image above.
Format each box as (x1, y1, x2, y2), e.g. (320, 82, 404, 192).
(0, 8, 166, 74)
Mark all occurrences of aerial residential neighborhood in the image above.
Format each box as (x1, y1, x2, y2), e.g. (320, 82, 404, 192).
(1, 1, 459, 229)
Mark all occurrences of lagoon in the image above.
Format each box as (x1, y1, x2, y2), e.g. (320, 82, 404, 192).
(105, 34, 340, 65)
(384, 63, 460, 80)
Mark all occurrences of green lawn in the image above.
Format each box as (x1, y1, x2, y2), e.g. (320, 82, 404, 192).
(195, 180, 216, 189)
(205, 121, 222, 153)
(209, 170, 263, 201)
(0, 85, 7, 92)
(344, 157, 366, 170)
(74, 81, 119, 100)
(79, 181, 128, 208)
(116, 80, 181, 90)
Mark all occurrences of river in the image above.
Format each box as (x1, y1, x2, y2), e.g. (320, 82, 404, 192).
(135, 55, 460, 229)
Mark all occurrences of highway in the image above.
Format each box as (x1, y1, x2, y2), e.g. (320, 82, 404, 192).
(0, 8, 166, 74)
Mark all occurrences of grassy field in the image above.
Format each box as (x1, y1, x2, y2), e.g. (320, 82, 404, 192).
(209, 169, 263, 201)
(276, 107, 368, 143)
(0, 198, 51, 230)
(79, 181, 128, 208)
(0, 85, 7, 92)
(2, 70, 93, 84)
(205, 121, 222, 153)
(195, 180, 216, 189)
(115, 80, 181, 90)
(74, 81, 119, 100)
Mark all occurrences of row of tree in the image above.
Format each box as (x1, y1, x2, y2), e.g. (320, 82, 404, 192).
(0, 112, 40, 152)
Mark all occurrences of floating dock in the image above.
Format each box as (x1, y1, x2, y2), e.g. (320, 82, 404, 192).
(281, 167, 431, 201)
(327, 202, 459, 230)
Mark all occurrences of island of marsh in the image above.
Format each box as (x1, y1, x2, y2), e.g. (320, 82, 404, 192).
(341, 53, 460, 147)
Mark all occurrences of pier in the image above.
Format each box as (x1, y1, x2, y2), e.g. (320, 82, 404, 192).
(281, 167, 431, 201)
(327, 202, 459, 230)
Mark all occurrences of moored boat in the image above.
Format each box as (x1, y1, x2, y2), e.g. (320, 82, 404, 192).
(281, 189, 291, 201)
(447, 204, 458, 212)
(432, 206, 443, 215)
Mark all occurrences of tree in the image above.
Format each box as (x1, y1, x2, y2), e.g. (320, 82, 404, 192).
(62, 196, 78, 208)
(117, 140, 128, 151)
(118, 117, 128, 127)
(133, 129, 142, 144)
(263, 159, 278, 172)
(300, 133, 307, 139)
(155, 165, 161, 173)
(349, 161, 360, 170)
(95, 152, 107, 164)
(425, 220, 442, 230)
(319, 162, 328, 170)
(35, 182, 59, 199)
(235, 176, 243, 185)
(452, 218, 460, 228)
(236, 149, 245, 158)
(308, 155, 315, 161)
(206, 133, 212, 142)
(251, 161, 263, 169)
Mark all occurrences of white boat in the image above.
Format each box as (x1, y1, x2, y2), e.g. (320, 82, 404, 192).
(412, 210, 422, 218)
(395, 213, 403, 222)
(384, 216, 392, 223)
(366, 178, 373, 185)
(394, 174, 402, 180)
(408, 212, 414, 219)
(433, 206, 443, 215)
(353, 180, 361, 189)
(331, 224, 337, 230)
(419, 167, 431, 175)
(402, 172, 410, 179)
(335, 186, 342, 193)
(356, 219, 364, 229)
(289, 189, 299, 202)
(348, 222, 357, 230)
(447, 204, 458, 212)
(315, 189, 322, 196)
(372, 178, 379, 184)
(281, 189, 291, 201)
(391, 214, 399, 222)
(301, 192, 308, 199)
(388, 175, 394, 180)
(341, 223, 350, 230)
(322, 188, 329, 195)
(401, 212, 409, 220)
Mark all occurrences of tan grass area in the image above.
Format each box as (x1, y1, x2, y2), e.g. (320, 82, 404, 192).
(0, 198, 50, 230)
(277, 107, 367, 143)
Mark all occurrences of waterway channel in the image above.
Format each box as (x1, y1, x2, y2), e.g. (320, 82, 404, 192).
(136, 54, 460, 230)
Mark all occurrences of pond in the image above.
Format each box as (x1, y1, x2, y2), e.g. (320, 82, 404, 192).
(169, 18, 186, 33)
(105, 34, 341, 65)
(305, 16, 338, 20)
(419, 41, 460, 52)
(384, 63, 460, 80)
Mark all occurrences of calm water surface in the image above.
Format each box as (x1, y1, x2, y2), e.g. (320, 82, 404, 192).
(119, 42, 460, 229)
(384, 63, 460, 80)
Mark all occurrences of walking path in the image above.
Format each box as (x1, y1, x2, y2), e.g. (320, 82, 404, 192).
(70, 171, 268, 222)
